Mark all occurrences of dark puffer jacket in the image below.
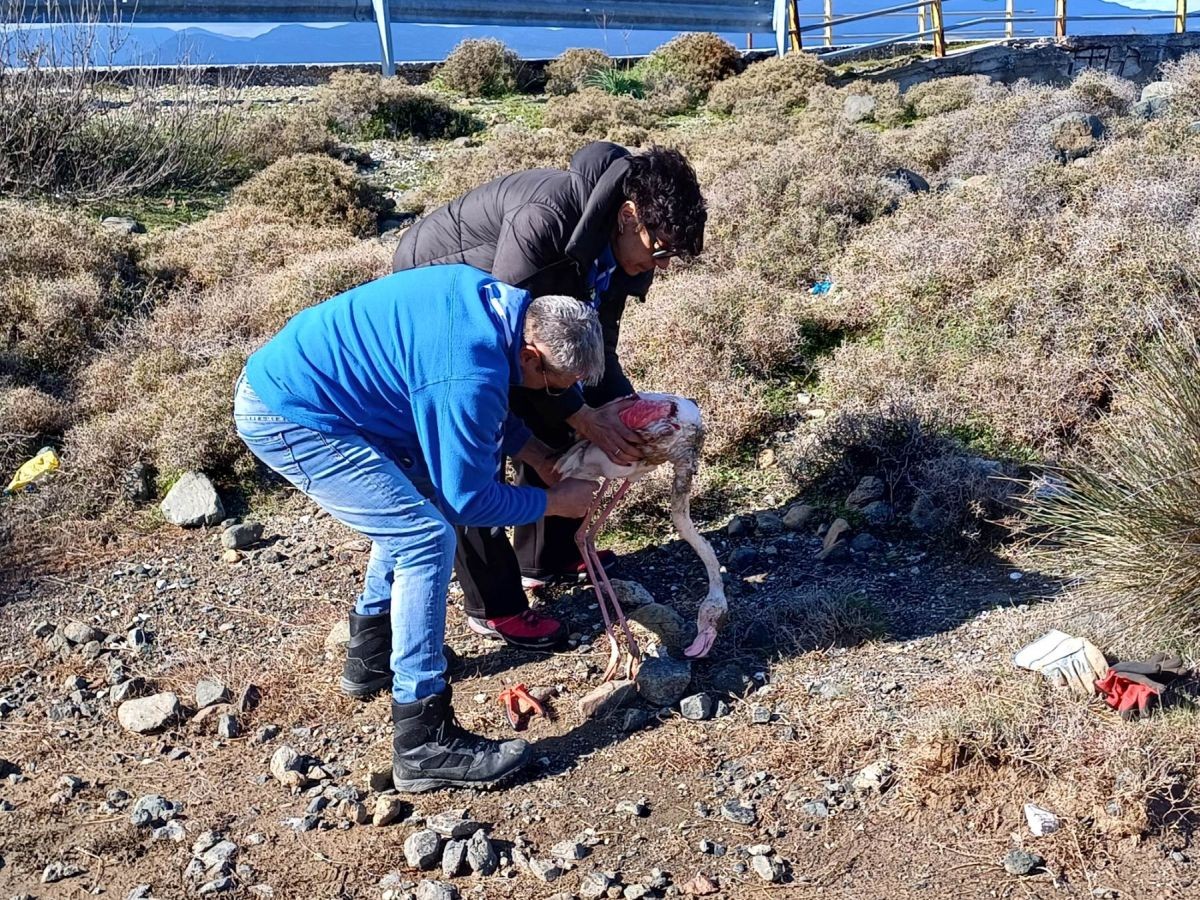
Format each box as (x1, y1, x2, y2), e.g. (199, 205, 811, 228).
(392, 141, 654, 418)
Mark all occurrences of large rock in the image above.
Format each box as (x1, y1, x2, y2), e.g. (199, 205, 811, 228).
(843, 93, 877, 124)
(608, 579, 654, 608)
(101, 215, 144, 234)
(845, 476, 885, 510)
(578, 680, 636, 719)
(63, 621, 103, 645)
(782, 503, 815, 531)
(635, 649, 692, 707)
(118, 693, 181, 734)
(269, 745, 307, 789)
(415, 882, 458, 900)
(325, 619, 351, 649)
(465, 830, 498, 875)
(221, 522, 263, 550)
(1141, 81, 1176, 102)
(627, 603, 688, 653)
(404, 829, 443, 870)
(160, 473, 225, 528)
(1049, 112, 1105, 161)
(195, 679, 230, 709)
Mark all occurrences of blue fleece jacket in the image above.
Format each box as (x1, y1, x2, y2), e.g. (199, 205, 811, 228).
(244, 265, 546, 528)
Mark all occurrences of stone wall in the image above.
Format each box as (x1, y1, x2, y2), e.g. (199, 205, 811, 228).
(857, 33, 1200, 91)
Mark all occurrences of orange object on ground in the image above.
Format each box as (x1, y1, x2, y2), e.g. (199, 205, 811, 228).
(498, 683, 545, 730)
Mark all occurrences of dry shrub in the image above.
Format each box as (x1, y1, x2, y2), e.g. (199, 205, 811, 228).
(234, 105, 341, 171)
(0, 202, 131, 384)
(904, 74, 994, 118)
(821, 124, 1200, 457)
(782, 403, 1018, 544)
(0, 384, 72, 475)
(903, 665, 1199, 839)
(644, 33, 741, 95)
(546, 48, 612, 95)
(140, 205, 358, 291)
(1029, 323, 1200, 651)
(231, 154, 388, 237)
(620, 269, 809, 458)
(314, 70, 477, 140)
(65, 240, 389, 508)
(435, 38, 520, 98)
(671, 112, 800, 185)
(1069, 69, 1138, 116)
(542, 89, 656, 143)
(418, 126, 580, 208)
(1160, 51, 1200, 120)
(640, 70, 706, 117)
(707, 52, 832, 117)
(0, 25, 247, 201)
(702, 125, 901, 290)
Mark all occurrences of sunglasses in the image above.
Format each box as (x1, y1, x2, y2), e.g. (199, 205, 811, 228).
(648, 228, 682, 261)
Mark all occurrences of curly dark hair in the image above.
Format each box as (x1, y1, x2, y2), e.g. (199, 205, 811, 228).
(623, 145, 707, 258)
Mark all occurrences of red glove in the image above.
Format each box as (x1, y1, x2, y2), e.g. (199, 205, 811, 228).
(1094, 670, 1160, 720)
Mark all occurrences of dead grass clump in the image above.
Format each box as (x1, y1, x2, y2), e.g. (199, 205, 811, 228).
(234, 105, 340, 171)
(418, 127, 580, 208)
(65, 241, 389, 509)
(783, 403, 1019, 544)
(644, 33, 741, 95)
(1160, 51, 1200, 120)
(620, 269, 811, 458)
(0, 202, 132, 385)
(435, 38, 520, 98)
(706, 51, 832, 117)
(140, 206, 358, 291)
(1028, 323, 1200, 652)
(1068, 69, 1138, 116)
(314, 70, 478, 140)
(545, 49, 612, 95)
(902, 666, 1200, 840)
(702, 125, 901, 289)
(809, 80, 912, 127)
(0, 385, 72, 476)
(230, 154, 388, 237)
(904, 74, 994, 118)
(542, 89, 656, 143)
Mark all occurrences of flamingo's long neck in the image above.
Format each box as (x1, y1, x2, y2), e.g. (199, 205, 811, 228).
(670, 485, 725, 601)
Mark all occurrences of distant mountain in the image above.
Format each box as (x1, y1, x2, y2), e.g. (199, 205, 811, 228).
(2, 1, 1179, 68)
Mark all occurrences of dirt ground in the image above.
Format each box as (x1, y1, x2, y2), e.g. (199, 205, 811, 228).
(0, 491, 1195, 900)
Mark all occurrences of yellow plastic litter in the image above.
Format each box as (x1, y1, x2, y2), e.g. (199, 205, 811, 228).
(5, 446, 59, 494)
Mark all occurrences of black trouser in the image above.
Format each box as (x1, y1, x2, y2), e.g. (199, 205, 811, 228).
(454, 385, 604, 621)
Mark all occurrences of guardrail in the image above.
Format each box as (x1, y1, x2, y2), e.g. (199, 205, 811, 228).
(775, 0, 1197, 60)
(6, 0, 1199, 71)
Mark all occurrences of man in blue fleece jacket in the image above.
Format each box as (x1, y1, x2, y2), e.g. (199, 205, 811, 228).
(234, 264, 601, 792)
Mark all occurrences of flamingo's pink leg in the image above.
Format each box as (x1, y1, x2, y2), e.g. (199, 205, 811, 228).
(575, 480, 622, 680)
(584, 481, 639, 676)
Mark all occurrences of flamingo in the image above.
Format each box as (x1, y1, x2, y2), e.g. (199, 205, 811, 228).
(554, 394, 728, 681)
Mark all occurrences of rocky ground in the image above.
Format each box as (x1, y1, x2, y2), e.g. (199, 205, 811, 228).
(1, 472, 1195, 900)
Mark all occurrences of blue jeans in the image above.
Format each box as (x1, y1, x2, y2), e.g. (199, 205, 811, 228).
(232, 374, 453, 704)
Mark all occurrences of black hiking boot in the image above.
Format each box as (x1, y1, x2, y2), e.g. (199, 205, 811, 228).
(340, 611, 464, 699)
(339, 611, 392, 699)
(391, 688, 530, 792)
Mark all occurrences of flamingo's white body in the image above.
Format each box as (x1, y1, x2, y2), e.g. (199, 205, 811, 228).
(554, 393, 728, 680)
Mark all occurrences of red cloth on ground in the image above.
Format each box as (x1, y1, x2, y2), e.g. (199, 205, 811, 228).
(1095, 669, 1159, 716)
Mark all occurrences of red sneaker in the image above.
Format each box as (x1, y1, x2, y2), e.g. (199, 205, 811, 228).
(467, 610, 568, 651)
(522, 551, 618, 590)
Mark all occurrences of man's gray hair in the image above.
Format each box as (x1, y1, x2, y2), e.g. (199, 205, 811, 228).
(524, 296, 604, 386)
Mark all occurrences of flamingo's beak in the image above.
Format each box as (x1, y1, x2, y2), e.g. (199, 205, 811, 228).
(683, 625, 718, 659)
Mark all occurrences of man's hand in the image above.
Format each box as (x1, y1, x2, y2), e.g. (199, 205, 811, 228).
(513, 436, 561, 485)
(545, 477, 598, 519)
(567, 397, 646, 465)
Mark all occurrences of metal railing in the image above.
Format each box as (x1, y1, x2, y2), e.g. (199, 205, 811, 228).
(7, 0, 1200, 71)
(5, 1, 782, 71)
(775, 0, 1198, 60)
